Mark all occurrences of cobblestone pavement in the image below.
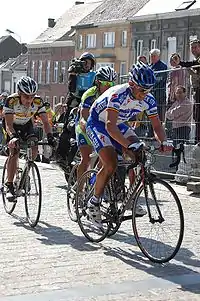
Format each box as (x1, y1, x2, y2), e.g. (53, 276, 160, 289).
(0, 156, 200, 300)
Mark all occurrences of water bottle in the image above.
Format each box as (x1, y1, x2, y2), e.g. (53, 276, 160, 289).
(89, 173, 96, 185)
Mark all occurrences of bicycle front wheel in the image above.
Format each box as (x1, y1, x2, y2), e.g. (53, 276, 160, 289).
(76, 169, 111, 243)
(24, 162, 42, 227)
(1, 159, 17, 214)
(132, 177, 184, 263)
(67, 163, 78, 222)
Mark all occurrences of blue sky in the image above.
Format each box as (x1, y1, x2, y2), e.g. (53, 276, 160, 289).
(1, 0, 74, 43)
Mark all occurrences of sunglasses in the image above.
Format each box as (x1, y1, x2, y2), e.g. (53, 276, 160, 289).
(129, 82, 152, 94)
(99, 81, 115, 87)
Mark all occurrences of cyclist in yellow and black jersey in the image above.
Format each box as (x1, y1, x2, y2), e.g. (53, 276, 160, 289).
(4, 76, 56, 201)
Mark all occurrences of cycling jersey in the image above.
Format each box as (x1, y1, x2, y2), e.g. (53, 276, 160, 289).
(4, 93, 46, 125)
(76, 86, 99, 147)
(89, 83, 158, 124)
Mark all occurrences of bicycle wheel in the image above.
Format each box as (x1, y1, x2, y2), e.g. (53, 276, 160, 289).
(24, 162, 42, 227)
(67, 163, 79, 222)
(132, 177, 184, 263)
(1, 159, 17, 214)
(76, 169, 111, 243)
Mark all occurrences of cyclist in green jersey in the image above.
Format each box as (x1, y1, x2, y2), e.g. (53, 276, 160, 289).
(76, 66, 117, 180)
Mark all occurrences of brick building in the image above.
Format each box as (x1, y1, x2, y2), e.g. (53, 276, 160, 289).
(27, 1, 102, 109)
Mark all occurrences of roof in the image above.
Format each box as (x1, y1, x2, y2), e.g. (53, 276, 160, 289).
(132, 0, 200, 20)
(30, 1, 103, 45)
(75, 0, 150, 27)
(0, 54, 28, 71)
(0, 36, 9, 44)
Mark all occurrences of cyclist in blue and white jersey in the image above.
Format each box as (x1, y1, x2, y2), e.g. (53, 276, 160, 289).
(86, 62, 173, 225)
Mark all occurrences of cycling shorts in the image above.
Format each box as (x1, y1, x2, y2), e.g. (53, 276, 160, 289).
(86, 118, 139, 153)
(75, 124, 92, 147)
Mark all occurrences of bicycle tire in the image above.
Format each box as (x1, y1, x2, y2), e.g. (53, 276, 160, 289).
(67, 163, 79, 222)
(24, 162, 42, 227)
(76, 169, 111, 243)
(132, 177, 184, 263)
(1, 158, 17, 214)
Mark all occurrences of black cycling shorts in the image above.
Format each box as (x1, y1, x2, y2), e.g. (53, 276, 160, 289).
(12, 120, 37, 142)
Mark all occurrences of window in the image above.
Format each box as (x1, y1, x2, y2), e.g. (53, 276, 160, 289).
(150, 39, 156, 50)
(189, 35, 198, 60)
(167, 37, 176, 66)
(120, 62, 127, 75)
(122, 31, 127, 47)
(60, 96, 65, 103)
(136, 40, 143, 58)
(52, 96, 57, 110)
(38, 60, 42, 83)
(59, 61, 66, 83)
(53, 61, 58, 83)
(46, 60, 51, 84)
(78, 34, 83, 49)
(176, 0, 196, 10)
(96, 62, 115, 70)
(31, 61, 35, 79)
(86, 34, 96, 48)
(104, 32, 115, 47)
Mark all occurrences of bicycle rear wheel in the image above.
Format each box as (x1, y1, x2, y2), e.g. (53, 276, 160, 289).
(132, 177, 184, 263)
(1, 159, 17, 214)
(67, 163, 78, 222)
(76, 169, 111, 243)
(24, 162, 42, 227)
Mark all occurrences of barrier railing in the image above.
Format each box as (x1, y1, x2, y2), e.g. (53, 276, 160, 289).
(119, 66, 200, 183)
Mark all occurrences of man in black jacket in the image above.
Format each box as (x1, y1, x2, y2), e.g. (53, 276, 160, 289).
(172, 39, 200, 142)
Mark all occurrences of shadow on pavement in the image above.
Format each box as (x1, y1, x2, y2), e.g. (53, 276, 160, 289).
(103, 234, 200, 295)
(12, 217, 100, 252)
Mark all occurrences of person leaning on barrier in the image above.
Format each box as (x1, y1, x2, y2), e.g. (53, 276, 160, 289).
(171, 40, 200, 142)
(166, 85, 193, 146)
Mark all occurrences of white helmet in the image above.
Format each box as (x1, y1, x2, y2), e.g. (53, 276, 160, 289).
(17, 76, 38, 95)
(96, 66, 117, 82)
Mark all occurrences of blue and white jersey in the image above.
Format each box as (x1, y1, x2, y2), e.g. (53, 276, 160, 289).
(89, 83, 158, 124)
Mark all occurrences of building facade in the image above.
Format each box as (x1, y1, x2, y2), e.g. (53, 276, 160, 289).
(27, 1, 103, 108)
(74, 0, 150, 76)
(131, 0, 200, 65)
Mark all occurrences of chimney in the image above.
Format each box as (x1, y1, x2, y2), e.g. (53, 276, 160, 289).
(48, 18, 56, 28)
(75, 1, 84, 4)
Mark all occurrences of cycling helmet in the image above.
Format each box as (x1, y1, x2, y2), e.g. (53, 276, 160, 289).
(129, 62, 156, 89)
(0, 91, 9, 97)
(96, 66, 117, 82)
(79, 52, 96, 67)
(17, 76, 38, 95)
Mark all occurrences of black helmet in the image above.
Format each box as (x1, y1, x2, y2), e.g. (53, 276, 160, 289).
(79, 52, 96, 67)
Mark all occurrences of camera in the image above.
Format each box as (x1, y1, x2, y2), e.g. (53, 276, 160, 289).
(68, 58, 85, 74)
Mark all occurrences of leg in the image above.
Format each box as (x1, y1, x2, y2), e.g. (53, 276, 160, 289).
(77, 145, 93, 181)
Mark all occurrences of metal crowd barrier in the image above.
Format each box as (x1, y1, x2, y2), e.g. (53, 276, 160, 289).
(119, 66, 200, 183)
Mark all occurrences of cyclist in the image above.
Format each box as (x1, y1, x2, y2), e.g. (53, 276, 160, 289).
(56, 52, 96, 166)
(86, 62, 173, 225)
(76, 66, 117, 180)
(4, 76, 56, 200)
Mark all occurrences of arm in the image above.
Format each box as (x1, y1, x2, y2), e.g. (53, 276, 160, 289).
(4, 114, 15, 137)
(179, 60, 197, 68)
(106, 109, 130, 148)
(150, 116, 167, 143)
(38, 112, 52, 134)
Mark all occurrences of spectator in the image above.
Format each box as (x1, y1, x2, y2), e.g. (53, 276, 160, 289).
(137, 55, 148, 64)
(171, 40, 200, 142)
(146, 49, 168, 137)
(168, 53, 186, 104)
(166, 85, 192, 145)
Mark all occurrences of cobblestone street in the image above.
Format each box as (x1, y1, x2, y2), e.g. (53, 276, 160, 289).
(0, 156, 200, 301)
